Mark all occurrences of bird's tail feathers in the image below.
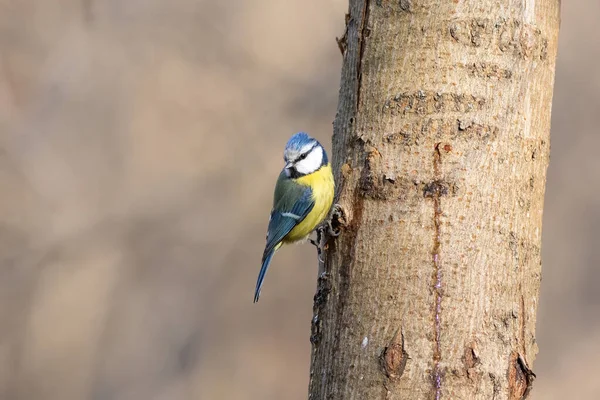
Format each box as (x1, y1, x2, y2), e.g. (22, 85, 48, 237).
(254, 243, 281, 303)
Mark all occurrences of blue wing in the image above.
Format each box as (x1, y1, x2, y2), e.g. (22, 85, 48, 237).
(264, 188, 314, 256)
(254, 181, 314, 302)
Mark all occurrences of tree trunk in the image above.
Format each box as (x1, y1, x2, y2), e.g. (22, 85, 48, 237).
(309, 1, 560, 399)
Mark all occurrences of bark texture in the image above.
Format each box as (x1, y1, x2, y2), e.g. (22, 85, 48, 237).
(309, 1, 560, 399)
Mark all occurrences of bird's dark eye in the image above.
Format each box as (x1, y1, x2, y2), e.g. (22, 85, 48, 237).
(299, 153, 308, 160)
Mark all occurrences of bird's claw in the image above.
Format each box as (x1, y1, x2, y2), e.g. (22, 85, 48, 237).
(310, 204, 344, 268)
(326, 204, 344, 237)
(327, 219, 341, 237)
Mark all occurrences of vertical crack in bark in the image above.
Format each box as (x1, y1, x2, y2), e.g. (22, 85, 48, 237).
(520, 294, 526, 358)
(431, 143, 444, 399)
(310, 230, 331, 346)
(355, 0, 371, 110)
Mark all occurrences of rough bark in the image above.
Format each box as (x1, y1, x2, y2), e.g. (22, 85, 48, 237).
(309, 1, 559, 399)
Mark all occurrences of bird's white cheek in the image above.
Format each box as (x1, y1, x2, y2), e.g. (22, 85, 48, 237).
(295, 147, 323, 174)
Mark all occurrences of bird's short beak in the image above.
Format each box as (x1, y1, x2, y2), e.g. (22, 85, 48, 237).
(285, 162, 293, 170)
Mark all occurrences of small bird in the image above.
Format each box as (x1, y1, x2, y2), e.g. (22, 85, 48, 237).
(254, 132, 335, 302)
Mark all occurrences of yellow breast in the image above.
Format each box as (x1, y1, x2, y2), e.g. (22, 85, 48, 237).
(284, 164, 334, 243)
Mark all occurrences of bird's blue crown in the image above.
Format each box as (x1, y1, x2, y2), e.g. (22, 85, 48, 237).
(284, 132, 328, 164)
(285, 132, 314, 152)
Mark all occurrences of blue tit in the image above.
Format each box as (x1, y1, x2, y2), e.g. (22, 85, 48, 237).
(254, 132, 335, 302)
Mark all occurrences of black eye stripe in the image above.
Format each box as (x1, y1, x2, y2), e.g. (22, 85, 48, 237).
(295, 142, 318, 162)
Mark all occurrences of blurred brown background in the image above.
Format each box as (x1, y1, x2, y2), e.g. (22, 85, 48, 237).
(0, 1, 596, 399)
